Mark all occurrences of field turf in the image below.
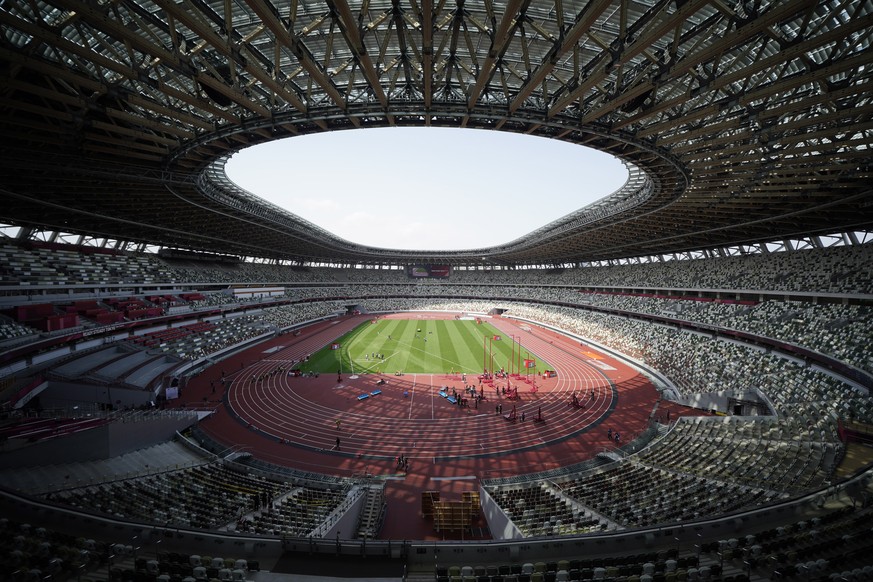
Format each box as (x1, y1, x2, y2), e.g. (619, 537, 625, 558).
(297, 319, 551, 375)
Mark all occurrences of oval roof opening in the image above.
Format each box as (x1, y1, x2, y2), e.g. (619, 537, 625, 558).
(226, 127, 628, 251)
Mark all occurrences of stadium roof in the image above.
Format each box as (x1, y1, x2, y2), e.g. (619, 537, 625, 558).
(1, 0, 872, 266)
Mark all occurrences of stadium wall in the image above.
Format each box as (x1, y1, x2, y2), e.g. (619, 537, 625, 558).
(0, 413, 199, 468)
(38, 380, 153, 409)
(0, 423, 110, 468)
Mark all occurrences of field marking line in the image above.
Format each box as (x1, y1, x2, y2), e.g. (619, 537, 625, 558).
(407, 378, 416, 419)
(355, 352, 397, 374)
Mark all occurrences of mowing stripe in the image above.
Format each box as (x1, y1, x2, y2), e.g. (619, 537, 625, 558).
(440, 319, 468, 373)
(298, 318, 552, 374)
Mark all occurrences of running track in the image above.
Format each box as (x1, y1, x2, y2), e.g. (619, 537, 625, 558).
(181, 313, 701, 539)
(202, 314, 659, 475)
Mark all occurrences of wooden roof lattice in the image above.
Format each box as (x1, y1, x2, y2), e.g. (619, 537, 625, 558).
(1, 0, 872, 265)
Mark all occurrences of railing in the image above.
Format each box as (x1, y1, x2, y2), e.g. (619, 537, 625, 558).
(31, 444, 213, 495)
(113, 408, 202, 423)
(308, 486, 366, 539)
(483, 424, 660, 487)
(5, 405, 200, 423)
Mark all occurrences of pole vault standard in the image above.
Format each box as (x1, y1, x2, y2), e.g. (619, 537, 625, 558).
(510, 334, 515, 376)
(482, 334, 487, 374)
(525, 351, 530, 380)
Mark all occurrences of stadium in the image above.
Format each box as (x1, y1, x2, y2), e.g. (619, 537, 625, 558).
(1, 0, 873, 580)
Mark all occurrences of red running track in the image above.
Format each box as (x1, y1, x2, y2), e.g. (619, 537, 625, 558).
(177, 313, 704, 540)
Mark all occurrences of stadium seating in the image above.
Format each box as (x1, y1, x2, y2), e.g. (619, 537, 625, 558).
(43, 463, 302, 530)
(0, 315, 39, 343)
(0, 240, 871, 579)
(235, 483, 350, 537)
(486, 483, 607, 536)
(1, 239, 870, 293)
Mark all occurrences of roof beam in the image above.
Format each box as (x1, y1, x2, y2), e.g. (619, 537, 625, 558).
(154, 0, 308, 115)
(549, 0, 816, 118)
(466, 0, 529, 108)
(243, 0, 349, 115)
(510, 0, 613, 113)
(324, 0, 389, 108)
(421, 0, 434, 110)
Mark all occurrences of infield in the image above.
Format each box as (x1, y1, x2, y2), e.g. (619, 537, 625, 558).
(297, 317, 552, 375)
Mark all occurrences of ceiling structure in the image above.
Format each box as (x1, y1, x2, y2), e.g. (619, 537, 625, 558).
(1, 0, 872, 267)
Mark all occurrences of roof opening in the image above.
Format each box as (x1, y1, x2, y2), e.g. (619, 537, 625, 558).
(226, 126, 628, 250)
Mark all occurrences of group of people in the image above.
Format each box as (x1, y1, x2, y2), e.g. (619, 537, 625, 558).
(444, 386, 471, 408)
(500, 404, 544, 423)
(478, 370, 509, 382)
(440, 381, 526, 411)
(569, 389, 595, 408)
(249, 365, 288, 384)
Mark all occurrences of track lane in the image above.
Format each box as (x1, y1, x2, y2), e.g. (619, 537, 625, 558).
(224, 314, 636, 463)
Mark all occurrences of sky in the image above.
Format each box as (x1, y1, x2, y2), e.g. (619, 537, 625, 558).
(225, 126, 628, 251)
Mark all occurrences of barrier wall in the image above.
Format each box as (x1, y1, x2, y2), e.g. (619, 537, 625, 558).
(1, 469, 868, 576)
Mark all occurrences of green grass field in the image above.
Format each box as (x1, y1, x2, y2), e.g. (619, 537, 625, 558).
(297, 319, 551, 375)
